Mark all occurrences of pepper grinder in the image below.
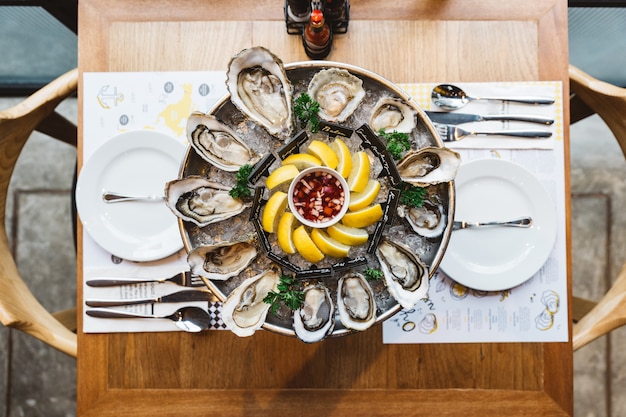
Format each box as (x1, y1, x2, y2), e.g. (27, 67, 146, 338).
(302, 8, 332, 60)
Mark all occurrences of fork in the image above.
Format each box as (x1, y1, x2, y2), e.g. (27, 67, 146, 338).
(435, 124, 552, 142)
(85, 271, 205, 287)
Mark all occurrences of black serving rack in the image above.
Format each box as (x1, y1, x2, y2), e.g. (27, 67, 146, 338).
(284, 0, 350, 35)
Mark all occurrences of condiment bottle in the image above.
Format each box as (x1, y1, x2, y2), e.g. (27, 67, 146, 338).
(303, 9, 332, 60)
(287, 0, 311, 22)
(323, 0, 346, 23)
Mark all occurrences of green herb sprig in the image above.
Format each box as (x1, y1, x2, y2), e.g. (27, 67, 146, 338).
(229, 164, 253, 199)
(263, 275, 305, 315)
(364, 268, 383, 281)
(379, 129, 411, 160)
(294, 93, 321, 133)
(398, 181, 427, 208)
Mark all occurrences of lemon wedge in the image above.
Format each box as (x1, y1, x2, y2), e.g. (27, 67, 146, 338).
(293, 225, 325, 263)
(347, 151, 370, 193)
(261, 191, 288, 233)
(330, 138, 352, 178)
(341, 203, 383, 228)
(266, 164, 300, 190)
(277, 212, 298, 254)
(311, 228, 350, 258)
(348, 179, 381, 211)
(306, 140, 338, 170)
(327, 223, 369, 246)
(281, 153, 322, 170)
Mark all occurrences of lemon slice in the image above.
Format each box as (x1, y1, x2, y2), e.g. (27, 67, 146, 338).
(330, 138, 352, 178)
(311, 228, 350, 258)
(281, 153, 322, 170)
(348, 179, 381, 211)
(277, 212, 298, 254)
(327, 223, 369, 246)
(341, 204, 383, 228)
(266, 164, 300, 190)
(347, 151, 370, 193)
(261, 191, 288, 233)
(293, 225, 325, 263)
(306, 140, 338, 170)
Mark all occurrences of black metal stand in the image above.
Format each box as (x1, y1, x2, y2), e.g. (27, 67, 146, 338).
(284, 0, 350, 35)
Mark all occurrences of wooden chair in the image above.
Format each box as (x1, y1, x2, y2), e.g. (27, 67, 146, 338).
(569, 64, 626, 350)
(0, 68, 78, 357)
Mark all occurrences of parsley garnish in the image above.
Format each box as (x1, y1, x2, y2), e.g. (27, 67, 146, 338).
(397, 181, 427, 208)
(228, 164, 253, 199)
(379, 129, 411, 160)
(263, 275, 305, 315)
(294, 93, 321, 133)
(364, 268, 383, 281)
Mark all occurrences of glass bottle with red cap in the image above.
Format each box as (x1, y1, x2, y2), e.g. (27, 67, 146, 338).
(303, 8, 332, 60)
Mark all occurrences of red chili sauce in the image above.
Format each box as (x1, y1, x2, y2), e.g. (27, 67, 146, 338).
(291, 171, 345, 223)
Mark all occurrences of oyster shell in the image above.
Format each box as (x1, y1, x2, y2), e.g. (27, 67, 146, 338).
(187, 237, 257, 281)
(165, 176, 248, 227)
(369, 97, 416, 134)
(307, 68, 365, 123)
(397, 200, 447, 238)
(226, 46, 293, 141)
(293, 283, 335, 343)
(337, 272, 376, 331)
(375, 239, 429, 309)
(396, 147, 461, 186)
(187, 112, 261, 172)
(221, 269, 280, 337)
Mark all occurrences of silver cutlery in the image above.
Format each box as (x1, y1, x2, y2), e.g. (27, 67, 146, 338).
(86, 306, 212, 332)
(102, 191, 165, 203)
(431, 83, 555, 110)
(85, 271, 205, 287)
(435, 124, 552, 142)
(85, 289, 218, 307)
(425, 110, 554, 126)
(452, 216, 533, 231)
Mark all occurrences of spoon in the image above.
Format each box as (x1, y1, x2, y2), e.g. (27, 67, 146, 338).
(86, 306, 212, 332)
(431, 84, 555, 110)
(102, 191, 165, 203)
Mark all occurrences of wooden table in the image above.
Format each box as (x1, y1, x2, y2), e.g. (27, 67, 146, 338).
(77, 1, 572, 415)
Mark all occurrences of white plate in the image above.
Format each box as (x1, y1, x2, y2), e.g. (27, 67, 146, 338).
(76, 131, 186, 261)
(439, 159, 556, 291)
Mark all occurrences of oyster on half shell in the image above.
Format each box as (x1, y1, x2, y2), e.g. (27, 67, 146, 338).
(165, 176, 248, 227)
(337, 272, 376, 331)
(369, 97, 416, 134)
(307, 68, 365, 123)
(396, 147, 461, 186)
(376, 239, 429, 309)
(187, 112, 261, 172)
(226, 46, 293, 141)
(293, 283, 335, 343)
(187, 236, 257, 281)
(221, 269, 280, 337)
(397, 200, 447, 238)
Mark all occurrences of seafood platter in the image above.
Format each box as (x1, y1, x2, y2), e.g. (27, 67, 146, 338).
(165, 47, 460, 342)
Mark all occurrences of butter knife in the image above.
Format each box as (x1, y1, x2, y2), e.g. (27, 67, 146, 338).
(85, 290, 218, 307)
(426, 111, 554, 125)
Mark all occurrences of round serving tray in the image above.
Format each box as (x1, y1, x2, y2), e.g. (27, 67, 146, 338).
(178, 61, 455, 338)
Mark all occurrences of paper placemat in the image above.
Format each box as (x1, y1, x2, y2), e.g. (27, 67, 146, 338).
(82, 71, 567, 343)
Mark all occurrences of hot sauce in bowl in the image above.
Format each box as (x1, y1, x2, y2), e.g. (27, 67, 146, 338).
(288, 166, 350, 228)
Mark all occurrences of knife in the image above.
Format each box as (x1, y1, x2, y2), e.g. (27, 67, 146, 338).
(85, 290, 218, 307)
(425, 111, 554, 125)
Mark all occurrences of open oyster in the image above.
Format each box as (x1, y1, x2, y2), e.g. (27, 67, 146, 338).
(396, 147, 461, 186)
(375, 239, 429, 309)
(226, 46, 293, 141)
(221, 269, 280, 337)
(397, 200, 447, 238)
(337, 272, 376, 331)
(165, 176, 248, 227)
(187, 237, 257, 281)
(187, 112, 261, 172)
(293, 283, 335, 343)
(307, 68, 365, 123)
(369, 97, 416, 134)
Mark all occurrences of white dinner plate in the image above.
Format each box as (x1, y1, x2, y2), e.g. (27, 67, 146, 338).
(439, 158, 556, 291)
(76, 131, 186, 261)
